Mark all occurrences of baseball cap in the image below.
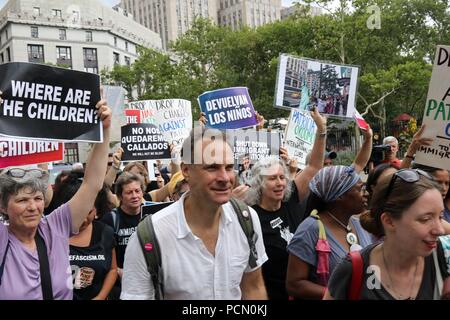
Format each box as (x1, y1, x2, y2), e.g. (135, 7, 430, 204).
(325, 151, 337, 160)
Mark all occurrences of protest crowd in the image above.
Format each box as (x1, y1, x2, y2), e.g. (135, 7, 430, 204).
(0, 48, 450, 302)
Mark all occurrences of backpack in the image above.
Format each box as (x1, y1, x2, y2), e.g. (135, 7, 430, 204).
(136, 197, 258, 300)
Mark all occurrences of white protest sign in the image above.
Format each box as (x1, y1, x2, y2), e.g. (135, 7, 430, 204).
(126, 99, 192, 146)
(415, 45, 450, 170)
(284, 109, 317, 169)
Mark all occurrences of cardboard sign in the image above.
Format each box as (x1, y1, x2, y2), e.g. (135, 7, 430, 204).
(0, 137, 64, 168)
(415, 45, 450, 170)
(198, 87, 258, 129)
(275, 54, 359, 119)
(126, 99, 192, 146)
(121, 123, 170, 161)
(284, 109, 317, 169)
(0, 62, 101, 142)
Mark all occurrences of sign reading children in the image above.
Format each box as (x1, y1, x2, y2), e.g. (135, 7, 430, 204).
(415, 45, 450, 170)
(121, 123, 170, 161)
(198, 87, 258, 129)
(0, 137, 64, 169)
(0, 62, 101, 142)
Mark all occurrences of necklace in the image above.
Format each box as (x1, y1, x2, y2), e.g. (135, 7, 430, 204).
(381, 244, 419, 300)
(326, 211, 358, 246)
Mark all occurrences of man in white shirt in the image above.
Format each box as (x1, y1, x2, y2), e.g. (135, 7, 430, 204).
(121, 127, 268, 300)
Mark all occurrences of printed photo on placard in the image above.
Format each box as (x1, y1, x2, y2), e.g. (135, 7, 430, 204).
(274, 54, 359, 119)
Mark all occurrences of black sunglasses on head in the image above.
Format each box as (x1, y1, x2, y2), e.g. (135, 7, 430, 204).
(383, 169, 433, 206)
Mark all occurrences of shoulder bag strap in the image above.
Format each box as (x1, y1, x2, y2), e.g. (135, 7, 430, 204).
(0, 240, 11, 286)
(137, 215, 164, 300)
(348, 250, 363, 300)
(229, 198, 258, 269)
(35, 231, 54, 300)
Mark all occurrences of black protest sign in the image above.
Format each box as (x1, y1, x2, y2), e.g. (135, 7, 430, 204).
(0, 62, 101, 142)
(121, 123, 171, 161)
(228, 129, 281, 168)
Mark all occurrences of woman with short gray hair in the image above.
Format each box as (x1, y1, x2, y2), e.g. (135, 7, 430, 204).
(245, 107, 327, 300)
(0, 100, 111, 300)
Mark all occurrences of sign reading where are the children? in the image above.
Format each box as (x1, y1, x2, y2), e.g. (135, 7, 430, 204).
(284, 109, 317, 169)
(198, 87, 258, 129)
(121, 123, 171, 161)
(0, 62, 101, 142)
(415, 45, 450, 170)
(0, 137, 64, 169)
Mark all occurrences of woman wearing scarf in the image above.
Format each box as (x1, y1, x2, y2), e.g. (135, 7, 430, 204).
(286, 128, 374, 299)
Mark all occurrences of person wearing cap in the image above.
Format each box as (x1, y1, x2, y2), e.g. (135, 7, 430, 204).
(324, 151, 337, 166)
(305, 150, 337, 168)
(0, 99, 112, 299)
(286, 126, 374, 300)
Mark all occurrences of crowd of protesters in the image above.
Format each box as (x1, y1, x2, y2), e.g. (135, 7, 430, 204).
(0, 101, 449, 301)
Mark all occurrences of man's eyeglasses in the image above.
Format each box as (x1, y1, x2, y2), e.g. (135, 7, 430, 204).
(5, 168, 48, 179)
(383, 169, 433, 206)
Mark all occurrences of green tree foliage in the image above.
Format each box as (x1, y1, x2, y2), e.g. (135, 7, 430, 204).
(103, 1, 449, 130)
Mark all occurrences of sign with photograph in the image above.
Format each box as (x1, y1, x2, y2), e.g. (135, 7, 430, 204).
(274, 54, 359, 118)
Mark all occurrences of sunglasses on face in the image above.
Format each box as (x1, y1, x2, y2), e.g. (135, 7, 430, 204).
(6, 168, 48, 179)
(383, 169, 433, 206)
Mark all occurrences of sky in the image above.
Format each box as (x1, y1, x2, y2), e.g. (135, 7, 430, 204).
(0, 0, 298, 10)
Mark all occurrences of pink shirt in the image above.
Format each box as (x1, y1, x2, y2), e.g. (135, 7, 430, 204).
(0, 203, 74, 300)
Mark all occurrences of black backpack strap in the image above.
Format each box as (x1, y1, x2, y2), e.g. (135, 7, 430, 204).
(229, 198, 258, 269)
(111, 208, 120, 235)
(35, 231, 53, 300)
(137, 215, 164, 300)
(0, 240, 11, 286)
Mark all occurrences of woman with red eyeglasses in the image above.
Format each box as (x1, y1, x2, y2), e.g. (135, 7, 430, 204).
(324, 169, 449, 300)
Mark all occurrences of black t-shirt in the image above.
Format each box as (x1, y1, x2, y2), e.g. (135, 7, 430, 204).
(69, 221, 116, 300)
(101, 207, 141, 268)
(328, 243, 449, 300)
(252, 182, 308, 300)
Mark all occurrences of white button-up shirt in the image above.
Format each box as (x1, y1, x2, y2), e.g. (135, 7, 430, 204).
(121, 193, 268, 300)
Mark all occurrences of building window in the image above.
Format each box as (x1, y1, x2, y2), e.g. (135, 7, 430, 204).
(83, 48, 98, 74)
(6, 47, 10, 62)
(27, 44, 44, 62)
(33, 7, 40, 16)
(125, 41, 129, 52)
(113, 52, 120, 65)
(5, 29, 8, 40)
(86, 31, 93, 42)
(125, 56, 131, 66)
(64, 143, 79, 163)
(31, 26, 39, 38)
(59, 29, 66, 40)
(56, 46, 71, 59)
(114, 37, 117, 47)
(56, 46, 72, 68)
(0, 53, 3, 63)
(52, 9, 62, 17)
